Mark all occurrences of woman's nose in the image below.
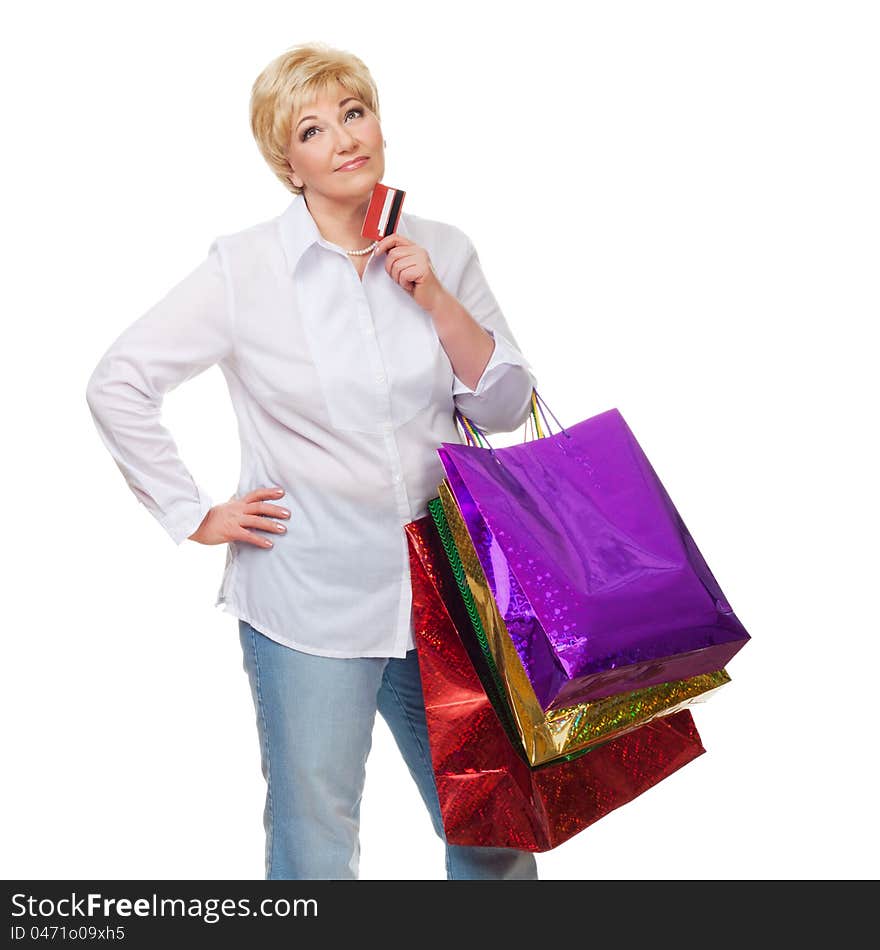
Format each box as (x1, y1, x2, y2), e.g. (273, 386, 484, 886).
(334, 126, 358, 147)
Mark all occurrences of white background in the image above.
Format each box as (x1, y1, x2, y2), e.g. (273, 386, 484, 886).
(3, 1, 878, 880)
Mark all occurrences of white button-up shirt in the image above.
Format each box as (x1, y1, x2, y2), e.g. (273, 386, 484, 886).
(86, 194, 537, 658)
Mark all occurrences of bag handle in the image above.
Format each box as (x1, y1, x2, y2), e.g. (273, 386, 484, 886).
(454, 388, 570, 454)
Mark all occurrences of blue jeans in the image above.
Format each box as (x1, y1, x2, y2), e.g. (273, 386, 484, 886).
(238, 619, 538, 880)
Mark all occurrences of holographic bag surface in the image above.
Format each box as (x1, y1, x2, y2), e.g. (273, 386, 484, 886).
(439, 393, 750, 712)
(427, 491, 730, 767)
(405, 514, 706, 852)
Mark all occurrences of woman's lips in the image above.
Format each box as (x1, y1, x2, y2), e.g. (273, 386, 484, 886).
(337, 157, 369, 171)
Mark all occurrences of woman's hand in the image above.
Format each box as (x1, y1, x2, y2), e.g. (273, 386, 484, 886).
(188, 486, 290, 548)
(376, 233, 447, 313)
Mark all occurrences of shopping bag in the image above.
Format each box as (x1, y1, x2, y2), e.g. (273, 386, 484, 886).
(429, 488, 730, 766)
(439, 393, 750, 711)
(405, 513, 707, 851)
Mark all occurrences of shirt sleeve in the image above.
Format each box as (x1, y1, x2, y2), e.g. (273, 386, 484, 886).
(450, 239, 538, 434)
(85, 240, 233, 546)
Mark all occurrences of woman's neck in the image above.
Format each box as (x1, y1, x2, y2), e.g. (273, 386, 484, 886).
(303, 192, 373, 251)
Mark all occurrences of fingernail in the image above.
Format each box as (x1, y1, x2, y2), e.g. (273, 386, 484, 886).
(264, 539, 273, 547)
(273, 489, 284, 495)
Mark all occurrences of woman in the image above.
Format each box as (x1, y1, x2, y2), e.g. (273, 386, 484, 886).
(86, 42, 539, 880)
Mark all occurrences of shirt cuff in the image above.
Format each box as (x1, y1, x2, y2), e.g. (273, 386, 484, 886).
(451, 329, 533, 397)
(158, 487, 215, 546)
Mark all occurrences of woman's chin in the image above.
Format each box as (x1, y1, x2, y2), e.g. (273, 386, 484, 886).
(354, 175, 382, 199)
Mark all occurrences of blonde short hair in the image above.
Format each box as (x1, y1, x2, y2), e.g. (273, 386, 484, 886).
(250, 41, 382, 195)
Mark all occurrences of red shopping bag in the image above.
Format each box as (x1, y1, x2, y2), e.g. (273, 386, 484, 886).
(406, 514, 707, 852)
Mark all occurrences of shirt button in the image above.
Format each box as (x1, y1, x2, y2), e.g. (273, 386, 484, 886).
(376, 373, 386, 384)
(393, 474, 402, 484)
(383, 422, 392, 432)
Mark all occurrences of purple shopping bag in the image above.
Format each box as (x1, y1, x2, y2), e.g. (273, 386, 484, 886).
(439, 395, 750, 712)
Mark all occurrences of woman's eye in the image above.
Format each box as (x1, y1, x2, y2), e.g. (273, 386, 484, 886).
(301, 108, 363, 141)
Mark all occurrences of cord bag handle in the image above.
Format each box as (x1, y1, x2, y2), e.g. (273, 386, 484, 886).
(454, 388, 568, 451)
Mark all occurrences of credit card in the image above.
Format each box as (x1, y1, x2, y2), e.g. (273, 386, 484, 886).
(361, 183, 406, 241)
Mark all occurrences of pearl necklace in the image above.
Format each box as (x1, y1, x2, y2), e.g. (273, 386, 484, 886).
(345, 240, 378, 256)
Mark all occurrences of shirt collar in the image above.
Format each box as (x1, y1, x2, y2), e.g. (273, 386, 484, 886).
(278, 192, 410, 275)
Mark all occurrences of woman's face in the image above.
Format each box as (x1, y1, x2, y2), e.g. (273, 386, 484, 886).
(287, 81, 385, 200)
